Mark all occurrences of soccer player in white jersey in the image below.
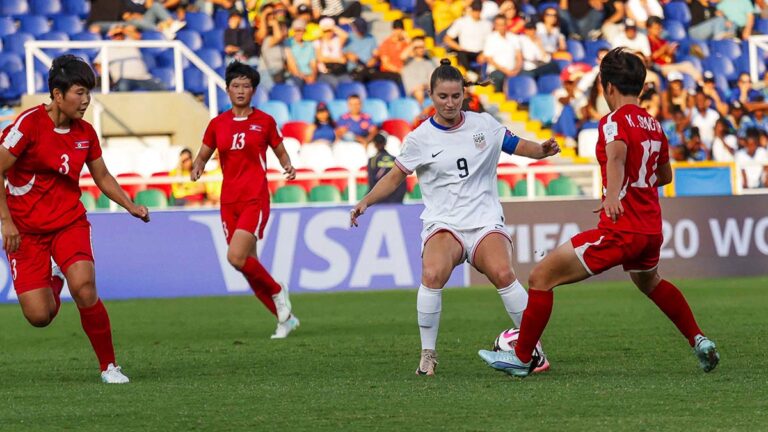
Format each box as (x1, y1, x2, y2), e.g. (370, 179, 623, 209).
(350, 59, 560, 375)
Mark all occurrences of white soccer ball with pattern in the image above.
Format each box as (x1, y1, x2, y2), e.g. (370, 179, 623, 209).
(493, 328, 544, 357)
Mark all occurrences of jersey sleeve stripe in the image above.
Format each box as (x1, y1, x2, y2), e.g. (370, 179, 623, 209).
(394, 159, 412, 175)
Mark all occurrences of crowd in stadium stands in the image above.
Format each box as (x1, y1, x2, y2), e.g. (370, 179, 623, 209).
(0, 0, 767, 191)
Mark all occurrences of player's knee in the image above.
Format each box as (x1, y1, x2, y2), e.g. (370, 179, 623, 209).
(528, 266, 553, 292)
(226, 251, 247, 270)
(422, 266, 449, 288)
(24, 310, 53, 327)
(489, 267, 515, 288)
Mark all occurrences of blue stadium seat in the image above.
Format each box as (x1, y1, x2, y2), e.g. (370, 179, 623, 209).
(703, 55, 737, 82)
(30, 0, 61, 16)
(362, 98, 389, 124)
(19, 15, 51, 37)
(10, 70, 44, 94)
(252, 85, 268, 106)
(328, 99, 348, 121)
(0, 0, 29, 18)
(270, 83, 302, 105)
(664, 20, 687, 41)
(176, 29, 203, 51)
(202, 29, 224, 50)
(735, 53, 766, 77)
(585, 40, 611, 64)
(537, 74, 561, 94)
(521, 3, 536, 16)
(536, 1, 558, 13)
(51, 14, 83, 35)
(336, 81, 367, 100)
(196, 48, 223, 70)
(663, 1, 691, 26)
(155, 48, 190, 69)
(205, 87, 231, 113)
(290, 99, 318, 123)
(62, 0, 88, 17)
(529, 94, 555, 124)
(679, 73, 697, 91)
(258, 100, 290, 127)
(756, 18, 768, 35)
(71, 31, 102, 57)
(566, 39, 585, 62)
(150, 67, 175, 90)
(366, 79, 400, 102)
(391, 0, 415, 13)
(1, 71, 22, 102)
(505, 75, 537, 104)
(3, 33, 35, 57)
(142, 51, 157, 70)
(302, 82, 335, 103)
(686, 38, 710, 57)
(0, 16, 15, 38)
(214, 9, 230, 29)
(709, 39, 741, 60)
(183, 67, 206, 95)
(39, 31, 70, 56)
(388, 97, 420, 122)
(0, 70, 10, 96)
(0, 52, 23, 74)
(185, 12, 214, 32)
(140, 30, 169, 55)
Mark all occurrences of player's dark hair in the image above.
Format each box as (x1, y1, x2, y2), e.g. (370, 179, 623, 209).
(48, 54, 95, 99)
(429, 58, 491, 91)
(599, 48, 646, 97)
(225, 61, 260, 88)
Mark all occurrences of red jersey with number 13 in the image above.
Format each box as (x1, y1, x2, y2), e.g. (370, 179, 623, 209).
(596, 104, 669, 235)
(202, 109, 282, 204)
(0, 105, 101, 234)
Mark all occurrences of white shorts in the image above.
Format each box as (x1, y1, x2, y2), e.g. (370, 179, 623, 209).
(420, 222, 512, 266)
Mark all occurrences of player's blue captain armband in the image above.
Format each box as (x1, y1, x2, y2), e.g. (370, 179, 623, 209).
(502, 129, 520, 155)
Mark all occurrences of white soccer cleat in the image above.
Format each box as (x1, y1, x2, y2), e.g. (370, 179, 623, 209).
(415, 349, 438, 376)
(272, 285, 292, 323)
(101, 363, 130, 384)
(271, 315, 300, 339)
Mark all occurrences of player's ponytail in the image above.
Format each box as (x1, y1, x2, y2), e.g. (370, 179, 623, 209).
(430, 58, 492, 91)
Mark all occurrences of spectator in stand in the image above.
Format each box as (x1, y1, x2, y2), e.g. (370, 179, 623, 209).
(311, 0, 362, 21)
(601, 0, 628, 43)
(310, 102, 337, 143)
(581, 75, 610, 122)
(688, 0, 733, 40)
(665, 107, 693, 160)
(289, 4, 321, 41)
(414, 0, 437, 39)
(516, 20, 562, 79)
(729, 73, 761, 104)
(554, 73, 587, 125)
(286, 19, 319, 85)
(433, 0, 466, 40)
(736, 127, 768, 188)
(479, 15, 523, 92)
(717, 0, 756, 39)
(256, 4, 289, 90)
(94, 25, 167, 91)
(701, 71, 729, 116)
(683, 127, 710, 161)
(691, 90, 720, 148)
(224, 11, 259, 66)
(402, 37, 438, 107)
(443, 0, 493, 78)
(336, 95, 379, 146)
(121, 0, 186, 39)
(536, 7, 567, 55)
(611, 19, 650, 56)
(315, 17, 350, 87)
(559, 0, 605, 41)
(711, 118, 738, 162)
(344, 18, 378, 77)
(367, 134, 406, 203)
(661, 72, 692, 120)
(375, 19, 410, 83)
(640, 83, 662, 118)
(171, 148, 207, 206)
(728, 100, 757, 138)
(646, 16, 703, 83)
(500, 0, 525, 34)
(626, 0, 664, 29)
(751, 97, 768, 132)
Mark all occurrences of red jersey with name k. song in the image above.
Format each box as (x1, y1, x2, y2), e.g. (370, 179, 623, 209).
(202, 109, 282, 204)
(596, 104, 670, 235)
(0, 105, 102, 233)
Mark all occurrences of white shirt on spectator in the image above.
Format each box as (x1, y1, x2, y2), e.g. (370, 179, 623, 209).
(518, 34, 550, 71)
(627, 0, 664, 25)
(482, 31, 521, 73)
(447, 16, 492, 53)
(611, 32, 651, 57)
(690, 107, 720, 148)
(711, 135, 738, 162)
(735, 147, 768, 188)
(95, 46, 152, 81)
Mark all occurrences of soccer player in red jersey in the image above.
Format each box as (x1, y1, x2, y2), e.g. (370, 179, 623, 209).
(479, 48, 720, 376)
(190, 62, 299, 339)
(0, 55, 150, 383)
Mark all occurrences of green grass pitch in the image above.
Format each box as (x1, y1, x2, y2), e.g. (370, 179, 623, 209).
(0, 277, 766, 431)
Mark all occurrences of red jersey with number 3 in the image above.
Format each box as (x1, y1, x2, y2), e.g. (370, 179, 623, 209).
(202, 109, 282, 204)
(0, 105, 102, 234)
(596, 104, 669, 234)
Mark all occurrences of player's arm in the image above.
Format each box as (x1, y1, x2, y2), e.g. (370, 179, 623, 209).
(87, 157, 150, 223)
(272, 142, 296, 180)
(0, 147, 20, 252)
(598, 140, 627, 222)
(503, 131, 560, 159)
(191, 144, 215, 181)
(350, 167, 407, 227)
(656, 160, 672, 186)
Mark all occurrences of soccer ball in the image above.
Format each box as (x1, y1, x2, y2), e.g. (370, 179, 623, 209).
(492, 327, 544, 358)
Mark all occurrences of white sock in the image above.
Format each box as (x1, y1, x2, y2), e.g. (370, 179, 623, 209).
(497, 280, 528, 328)
(417, 284, 442, 350)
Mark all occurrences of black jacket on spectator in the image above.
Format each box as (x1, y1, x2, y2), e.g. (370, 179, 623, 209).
(224, 27, 260, 58)
(368, 150, 407, 203)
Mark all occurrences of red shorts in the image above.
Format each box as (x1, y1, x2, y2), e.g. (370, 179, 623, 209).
(7, 216, 94, 294)
(220, 199, 270, 243)
(570, 228, 662, 275)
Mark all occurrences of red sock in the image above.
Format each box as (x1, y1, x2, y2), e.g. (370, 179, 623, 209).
(648, 280, 703, 346)
(78, 299, 116, 371)
(50, 276, 64, 318)
(241, 257, 280, 316)
(514, 290, 554, 363)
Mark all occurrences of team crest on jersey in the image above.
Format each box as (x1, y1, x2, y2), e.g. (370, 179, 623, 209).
(75, 140, 90, 149)
(473, 132, 487, 150)
(250, 124, 262, 132)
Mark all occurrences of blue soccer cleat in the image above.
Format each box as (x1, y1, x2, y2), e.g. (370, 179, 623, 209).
(693, 335, 720, 373)
(478, 349, 533, 378)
